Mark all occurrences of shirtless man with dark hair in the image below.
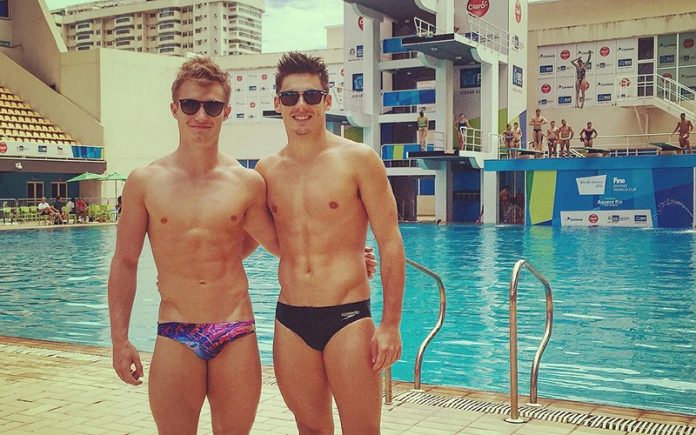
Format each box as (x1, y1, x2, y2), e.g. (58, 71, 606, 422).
(672, 113, 693, 154)
(257, 52, 405, 435)
(547, 120, 558, 158)
(529, 109, 548, 152)
(558, 119, 574, 158)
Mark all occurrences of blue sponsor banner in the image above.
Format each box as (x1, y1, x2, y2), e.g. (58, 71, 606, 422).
(460, 68, 481, 89)
(548, 168, 692, 228)
(382, 37, 411, 54)
(512, 65, 524, 88)
(382, 89, 435, 107)
(352, 73, 363, 92)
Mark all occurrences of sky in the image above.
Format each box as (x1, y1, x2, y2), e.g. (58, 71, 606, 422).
(43, 0, 345, 53)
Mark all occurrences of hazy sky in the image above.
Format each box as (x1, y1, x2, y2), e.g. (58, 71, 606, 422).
(43, 0, 345, 53)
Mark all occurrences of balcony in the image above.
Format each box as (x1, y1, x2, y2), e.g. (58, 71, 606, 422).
(158, 9, 182, 22)
(114, 16, 133, 28)
(74, 21, 92, 32)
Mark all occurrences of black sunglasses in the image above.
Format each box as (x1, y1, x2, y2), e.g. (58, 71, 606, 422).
(277, 90, 328, 106)
(178, 99, 226, 117)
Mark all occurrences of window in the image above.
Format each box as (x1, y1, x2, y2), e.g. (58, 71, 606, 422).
(0, 0, 8, 18)
(26, 181, 44, 200)
(638, 37, 654, 61)
(51, 182, 68, 199)
(115, 16, 131, 24)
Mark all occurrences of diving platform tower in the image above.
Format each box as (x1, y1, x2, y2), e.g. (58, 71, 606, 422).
(342, 0, 528, 223)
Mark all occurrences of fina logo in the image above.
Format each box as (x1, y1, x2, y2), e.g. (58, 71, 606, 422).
(576, 175, 607, 195)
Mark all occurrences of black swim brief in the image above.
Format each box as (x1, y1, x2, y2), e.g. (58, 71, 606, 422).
(275, 299, 371, 351)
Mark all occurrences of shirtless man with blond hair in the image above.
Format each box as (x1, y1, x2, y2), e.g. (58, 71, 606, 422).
(529, 108, 548, 152)
(256, 52, 405, 435)
(108, 57, 281, 434)
(672, 112, 693, 154)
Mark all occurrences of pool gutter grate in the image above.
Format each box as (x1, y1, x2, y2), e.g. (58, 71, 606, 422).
(393, 391, 695, 435)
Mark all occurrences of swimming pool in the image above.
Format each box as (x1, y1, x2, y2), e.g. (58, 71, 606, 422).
(0, 224, 694, 414)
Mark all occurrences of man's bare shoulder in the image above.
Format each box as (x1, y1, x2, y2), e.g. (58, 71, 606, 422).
(255, 152, 282, 175)
(330, 134, 375, 157)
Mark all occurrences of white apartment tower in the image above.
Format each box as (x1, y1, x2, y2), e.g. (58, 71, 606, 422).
(52, 0, 264, 56)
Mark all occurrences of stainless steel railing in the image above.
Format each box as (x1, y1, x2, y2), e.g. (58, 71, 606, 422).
(383, 257, 447, 404)
(505, 260, 554, 424)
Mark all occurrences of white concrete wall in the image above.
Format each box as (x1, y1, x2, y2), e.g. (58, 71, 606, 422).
(98, 49, 183, 177)
(0, 51, 103, 146)
(4, 0, 66, 87)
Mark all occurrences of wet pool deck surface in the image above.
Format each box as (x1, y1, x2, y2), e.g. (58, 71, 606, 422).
(1, 336, 694, 435)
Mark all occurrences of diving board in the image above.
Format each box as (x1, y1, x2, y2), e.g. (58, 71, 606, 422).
(503, 147, 544, 159)
(651, 142, 683, 154)
(572, 147, 610, 157)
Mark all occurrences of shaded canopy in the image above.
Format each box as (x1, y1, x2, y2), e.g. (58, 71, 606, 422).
(66, 172, 102, 183)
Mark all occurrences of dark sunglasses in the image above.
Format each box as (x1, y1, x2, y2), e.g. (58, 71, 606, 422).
(178, 99, 226, 117)
(277, 90, 328, 106)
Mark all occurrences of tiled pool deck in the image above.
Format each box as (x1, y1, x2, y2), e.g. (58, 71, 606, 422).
(1, 336, 693, 435)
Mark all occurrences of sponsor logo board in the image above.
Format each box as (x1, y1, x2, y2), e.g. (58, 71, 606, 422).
(561, 210, 653, 227)
(576, 175, 607, 195)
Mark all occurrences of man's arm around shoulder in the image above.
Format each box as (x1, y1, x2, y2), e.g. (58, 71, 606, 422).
(242, 169, 280, 256)
(354, 145, 406, 372)
(108, 167, 149, 385)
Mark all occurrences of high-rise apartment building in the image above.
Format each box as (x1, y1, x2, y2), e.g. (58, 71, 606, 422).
(51, 0, 264, 56)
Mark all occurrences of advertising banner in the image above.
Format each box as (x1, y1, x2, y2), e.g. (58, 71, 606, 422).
(537, 78, 555, 108)
(343, 3, 365, 115)
(594, 40, 616, 76)
(679, 32, 696, 67)
(538, 45, 556, 77)
(454, 65, 482, 122)
(657, 34, 677, 69)
(555, 44, 576, 78)
(556, 76, 575, 107)
(0, 140, 103, 160)
(615, 38, 638, 75)
(594, 74, 615, 106)
(327, 64, 345, 115)
(526, 167, 694, 228)
(507, 0, 528, 120)
(227, 64, 344, 122)
(454, 0, 509, 36)
(560, 210, 653, 227)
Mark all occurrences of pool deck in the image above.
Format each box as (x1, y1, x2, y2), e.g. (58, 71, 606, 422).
(1, 336, 693, 435)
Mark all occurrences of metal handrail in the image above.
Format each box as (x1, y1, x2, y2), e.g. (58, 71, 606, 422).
(414, 16, 441, 38)
(505, 259, 553, 424)
(383, 257, 447, 403)
(615, 73, 696, 117)
(458, 127, 483, 152)
(463, 12, 509, 55)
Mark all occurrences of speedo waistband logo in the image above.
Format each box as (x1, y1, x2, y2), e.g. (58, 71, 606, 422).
(341, 310, 360, 320)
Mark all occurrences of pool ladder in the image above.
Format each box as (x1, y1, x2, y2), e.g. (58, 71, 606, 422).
(382, 258, 552, 425)
(383, 258, 447, 405)
(505, 259, 554, 423)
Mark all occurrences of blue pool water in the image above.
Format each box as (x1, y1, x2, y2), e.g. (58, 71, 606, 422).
(0, 224, 694, 415)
